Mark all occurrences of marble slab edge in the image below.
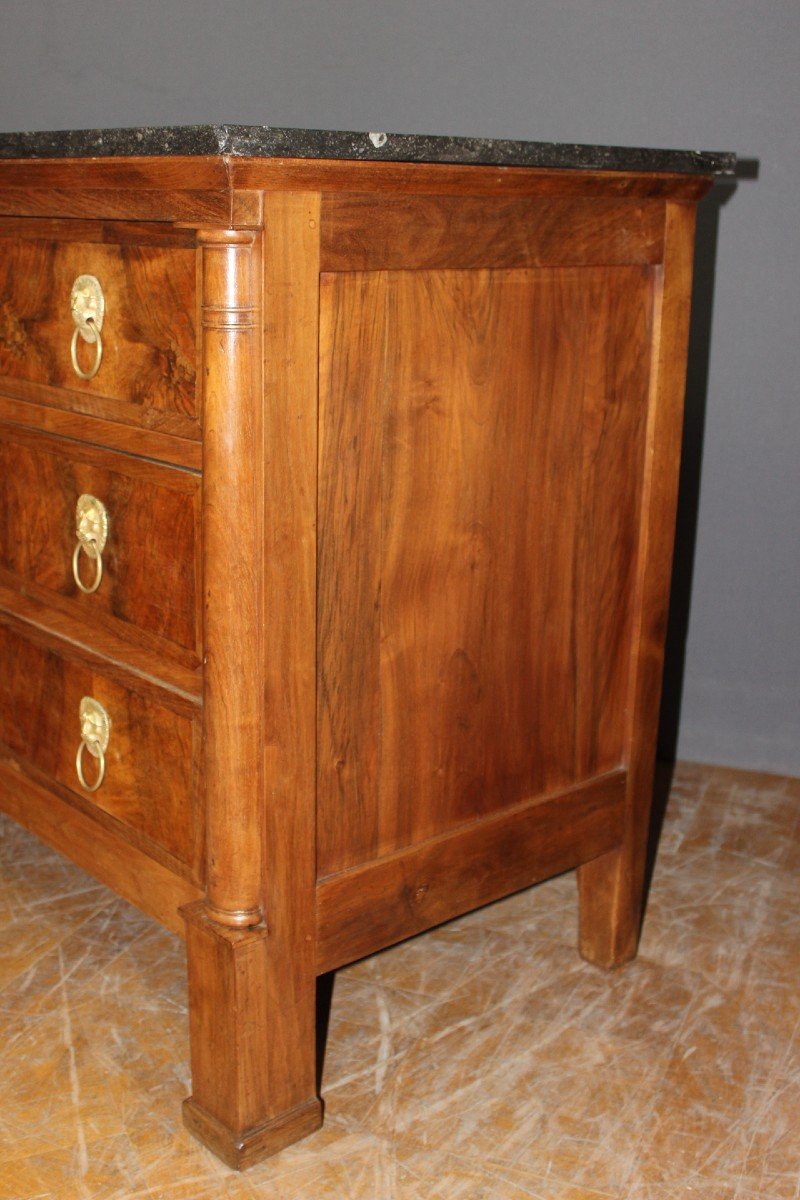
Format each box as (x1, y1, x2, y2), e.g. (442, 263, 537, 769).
(0, 124, 736, 176)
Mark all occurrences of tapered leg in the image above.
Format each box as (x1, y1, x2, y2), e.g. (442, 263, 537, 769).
(579, 201, 699, 970)
(181, 903, 322, 1169)
(577, 754, 659, 970)
(577, 833, 649, 969)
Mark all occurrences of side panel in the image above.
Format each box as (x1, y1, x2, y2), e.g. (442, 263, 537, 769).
(317, 264, 654, 876)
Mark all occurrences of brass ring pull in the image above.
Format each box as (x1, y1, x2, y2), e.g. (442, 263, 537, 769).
(70, 319, 103, 380)
(69, 274, 105, 381)
(72, 539, 103, 594)
(76, 737, 106, 792)
(75, 697, 111, 793)
(72, 494, 109, 595)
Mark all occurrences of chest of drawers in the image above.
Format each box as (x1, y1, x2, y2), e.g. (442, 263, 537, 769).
(0, 125, 734, 1168)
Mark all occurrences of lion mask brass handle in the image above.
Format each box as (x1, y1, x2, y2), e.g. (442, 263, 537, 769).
(72, 494, 109, 595)
(70, 274, 105, 380)
(76, 696, 111, 793)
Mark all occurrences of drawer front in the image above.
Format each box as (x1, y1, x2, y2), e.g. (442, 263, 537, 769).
(0, 424, 200, 665)
(0, 227, 198, 437)
(0, 619, 201, 875)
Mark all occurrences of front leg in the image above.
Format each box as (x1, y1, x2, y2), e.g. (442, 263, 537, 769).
(181, 903, 321, 1169)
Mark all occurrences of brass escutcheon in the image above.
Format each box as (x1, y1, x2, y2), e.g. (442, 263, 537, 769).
(72, 493, 109, 594)
(69, 274, 105, 379)
(75, 696, 111, 793)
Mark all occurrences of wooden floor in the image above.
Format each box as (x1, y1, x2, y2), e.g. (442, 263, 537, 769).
(0, 762, 797, 1199)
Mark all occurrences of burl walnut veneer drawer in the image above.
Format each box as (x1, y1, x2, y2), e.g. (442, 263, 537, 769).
(0, 616, 201, 877)
(0, 221, 198, 438)
(0, 422, 201, 666)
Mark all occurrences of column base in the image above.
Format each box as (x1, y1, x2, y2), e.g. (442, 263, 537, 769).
(183, 1095, 324, 1170)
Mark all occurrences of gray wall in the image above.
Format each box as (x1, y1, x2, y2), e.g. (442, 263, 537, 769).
(1, 1, 798, 775)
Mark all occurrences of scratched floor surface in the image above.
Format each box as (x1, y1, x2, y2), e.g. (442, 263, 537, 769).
(0, 762, 798, 1199)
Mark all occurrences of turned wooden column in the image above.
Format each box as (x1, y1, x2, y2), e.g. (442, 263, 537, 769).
(181, 215, 322, 1168)
(197, 228, 263, 929)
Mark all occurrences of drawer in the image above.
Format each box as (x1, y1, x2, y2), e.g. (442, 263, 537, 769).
(0, 617, 202, 877)
(0, 223, 198, 438)
(0, 423, 201, 666)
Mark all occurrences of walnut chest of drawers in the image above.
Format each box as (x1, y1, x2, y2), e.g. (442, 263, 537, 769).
(0, 125, 734, 1168)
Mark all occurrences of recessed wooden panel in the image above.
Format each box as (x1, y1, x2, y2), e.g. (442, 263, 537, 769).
(0, 618, 201, 876)
(0, 423, 201, 665)
(0, 232, 198, 436)
(317, 265, 653, 876)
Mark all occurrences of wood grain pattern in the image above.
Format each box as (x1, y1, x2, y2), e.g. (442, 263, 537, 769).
(259, 189, 322, 1121)
(0, 580, 201, 701)
(0, 757, 201, 934)
(182, 904, 322, 1169)
(183, 1094, 323, 1173)
(183, 909, 269, 1147)
(577, 201, 700, 968)
(0, 395, 202, 469)
(0, 188, 233, 224)
(0, 216, 197, 247)
(0, 230, 198, 436)
(317, 265, 652, 876)
(0, 156, 229, 193)
(180, 201, 324, 1162)
(0, 158, 232, 223)
(321, 194, 665, 271)
(0, 422, 200, 664)
(0, 616, 202, 876)
(0, 148, 715, 1169)
(230, 159, 711, 201)
(316, 770, 626, 973)
(197, 228, 263, 930)
(0, 157, 713, 213)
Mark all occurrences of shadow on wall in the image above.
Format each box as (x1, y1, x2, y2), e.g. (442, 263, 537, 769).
(657, 159, 758, 768)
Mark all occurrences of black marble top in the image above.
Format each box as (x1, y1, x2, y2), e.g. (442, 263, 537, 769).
(0, 125, 735, 176)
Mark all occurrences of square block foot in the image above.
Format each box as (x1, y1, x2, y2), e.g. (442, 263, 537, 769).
(183, 1095, 324, 1170)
